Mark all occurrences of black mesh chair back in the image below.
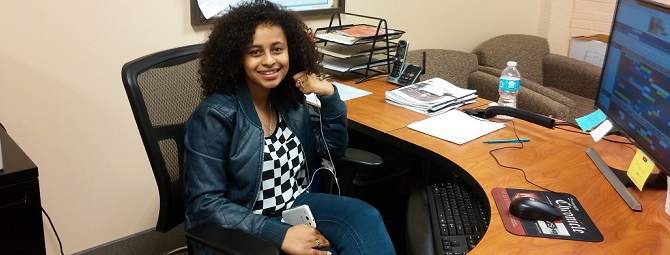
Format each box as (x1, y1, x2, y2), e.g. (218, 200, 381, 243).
(122, 44, 203, 233)
(121, 44, 382, 255)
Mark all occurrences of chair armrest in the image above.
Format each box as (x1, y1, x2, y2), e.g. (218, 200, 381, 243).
(477, 66, 503, 78)
(405, 184, 434, 255)
(468, 71, 573, 121)
(467, 71, 501, 102)
(185, 226, 279, 255)
(543, 53, 602, 99)
(338, 148, 383, 167)
(470, 69, 576, 108)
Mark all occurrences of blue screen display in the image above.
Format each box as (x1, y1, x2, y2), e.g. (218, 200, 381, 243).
(596, 0, 670, 175)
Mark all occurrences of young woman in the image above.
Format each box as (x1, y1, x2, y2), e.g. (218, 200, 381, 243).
(182, 1, 396, 254)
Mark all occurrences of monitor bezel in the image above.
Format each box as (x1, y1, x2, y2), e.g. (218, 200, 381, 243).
(594, 0, 670, 177)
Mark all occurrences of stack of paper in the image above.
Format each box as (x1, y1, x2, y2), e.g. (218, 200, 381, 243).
(318, 43, 392, 59)
(315, 26, 403, 45)
(385, 78, 478, 116)
(333, 25, 397, 37)
(322, 55, 390, 73)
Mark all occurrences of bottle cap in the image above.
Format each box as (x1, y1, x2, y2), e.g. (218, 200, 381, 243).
(507, 61, 517, 67)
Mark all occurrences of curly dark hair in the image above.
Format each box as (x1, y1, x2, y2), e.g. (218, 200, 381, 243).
(199, 0, 323, 109)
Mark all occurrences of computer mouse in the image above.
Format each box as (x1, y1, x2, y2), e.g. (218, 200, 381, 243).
(509, 197, 562, 221)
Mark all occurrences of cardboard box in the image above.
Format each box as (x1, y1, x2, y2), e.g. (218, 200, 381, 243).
(568, 34, 609, 67)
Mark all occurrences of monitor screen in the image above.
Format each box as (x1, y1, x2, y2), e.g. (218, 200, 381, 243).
(596, 0, 670, 176)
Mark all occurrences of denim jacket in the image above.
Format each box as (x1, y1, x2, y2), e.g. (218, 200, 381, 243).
(183, 83, 348, 252)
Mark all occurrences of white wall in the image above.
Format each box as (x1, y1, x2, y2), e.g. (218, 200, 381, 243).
(0, 0, 544, 253)
(571, 0, 617, 36)
(570, 0, 670, 37)
(344, 0, 542, 52)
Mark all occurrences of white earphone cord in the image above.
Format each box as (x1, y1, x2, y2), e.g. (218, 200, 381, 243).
(301, 100, 340, 195)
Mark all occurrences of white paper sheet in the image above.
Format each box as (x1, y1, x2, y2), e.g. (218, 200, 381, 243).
(590, 119, 613, 142)
(407, 110, 506, 145)
(306, 82, 371, 106)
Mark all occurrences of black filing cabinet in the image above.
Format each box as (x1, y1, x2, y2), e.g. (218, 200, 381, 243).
(0, 129, 46, 254)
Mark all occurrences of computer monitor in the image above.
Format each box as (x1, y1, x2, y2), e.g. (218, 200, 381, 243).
(593, 0, 670, 187)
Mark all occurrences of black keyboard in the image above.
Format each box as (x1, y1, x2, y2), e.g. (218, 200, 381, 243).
(426, 182, 489, 255)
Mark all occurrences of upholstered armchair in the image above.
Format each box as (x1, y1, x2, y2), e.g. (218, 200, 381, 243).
(404, 49, 479, 89)
(469, 34, 603, 123)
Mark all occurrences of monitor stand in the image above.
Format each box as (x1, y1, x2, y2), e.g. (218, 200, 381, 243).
(586, 147, 668, 212)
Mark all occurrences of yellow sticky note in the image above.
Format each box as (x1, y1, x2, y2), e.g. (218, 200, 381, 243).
(627, 149, 656, 191)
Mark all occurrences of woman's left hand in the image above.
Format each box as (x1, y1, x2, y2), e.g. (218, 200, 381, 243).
(293, 72, 334, 96)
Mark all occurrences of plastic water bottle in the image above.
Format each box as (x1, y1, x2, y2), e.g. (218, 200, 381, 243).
(497, 61, 521, 119)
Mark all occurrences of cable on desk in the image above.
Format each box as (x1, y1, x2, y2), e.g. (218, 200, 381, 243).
(602, 137, 636, 148)
(42, 206, 65, 255)
(555, 123, 634, 146)
(487, 120, 565, 196)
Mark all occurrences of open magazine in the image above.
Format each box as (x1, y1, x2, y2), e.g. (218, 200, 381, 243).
(385, 77, 477, 116)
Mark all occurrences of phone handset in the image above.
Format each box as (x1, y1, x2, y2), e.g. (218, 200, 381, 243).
(387, 40, 409, 84)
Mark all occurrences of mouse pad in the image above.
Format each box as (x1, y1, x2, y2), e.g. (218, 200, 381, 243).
(491, 187, 603, 242)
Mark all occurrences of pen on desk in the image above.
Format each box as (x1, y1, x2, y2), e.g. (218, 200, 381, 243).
(483, 138, 531, 143)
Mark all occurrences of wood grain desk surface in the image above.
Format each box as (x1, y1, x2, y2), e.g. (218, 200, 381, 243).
(336, 76, 670, 254)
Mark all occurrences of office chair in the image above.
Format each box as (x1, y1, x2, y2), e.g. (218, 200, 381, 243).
(121, 44, 382, 255)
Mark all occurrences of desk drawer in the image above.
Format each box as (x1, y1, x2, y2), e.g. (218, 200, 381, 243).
(0, 178, 46, 255)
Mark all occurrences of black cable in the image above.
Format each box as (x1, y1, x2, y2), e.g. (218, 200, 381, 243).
(487, 120, 564, 195)
(42, 207, 65, 255)
(554, 125, 588, 134)
(603, 136, 635, 146)
(486, 119, 636, 199)
(555, 125, 633, 145)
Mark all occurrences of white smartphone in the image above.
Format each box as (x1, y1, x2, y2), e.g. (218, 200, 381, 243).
(282, 205, 317, 228)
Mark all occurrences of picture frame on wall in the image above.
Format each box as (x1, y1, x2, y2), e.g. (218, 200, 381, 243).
(190, 0, 346, 26)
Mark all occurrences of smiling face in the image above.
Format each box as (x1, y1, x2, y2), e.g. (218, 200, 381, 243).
(243, 23, 290, 92)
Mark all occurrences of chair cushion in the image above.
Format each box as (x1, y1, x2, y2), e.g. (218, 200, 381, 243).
(472, 34, 549, 83)
(406, 49, 479, 88)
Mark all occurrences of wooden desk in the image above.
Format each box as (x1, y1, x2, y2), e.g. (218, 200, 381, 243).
(338, 77, 670, 254)
(341, 76, 489, 134)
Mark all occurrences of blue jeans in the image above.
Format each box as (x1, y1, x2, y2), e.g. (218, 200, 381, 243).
(278, 193, 396, 255)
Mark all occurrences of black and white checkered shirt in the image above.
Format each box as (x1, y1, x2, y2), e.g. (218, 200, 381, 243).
(252, 115, 308, 215)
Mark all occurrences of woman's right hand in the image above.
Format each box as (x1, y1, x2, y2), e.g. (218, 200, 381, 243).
(281, 224, 332, 255)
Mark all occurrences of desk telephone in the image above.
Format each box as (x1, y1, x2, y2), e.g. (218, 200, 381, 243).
(387, 40, 423, 86)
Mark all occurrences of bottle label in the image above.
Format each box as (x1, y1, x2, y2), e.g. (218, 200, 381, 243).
(499, 78, 520, 91)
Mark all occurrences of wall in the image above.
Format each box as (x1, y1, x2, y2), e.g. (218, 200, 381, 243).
(570, 0, 670, 38)
(540, 0, 576, 55)
(0, 0, 543, 254)
(571, 0, 617, 37)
